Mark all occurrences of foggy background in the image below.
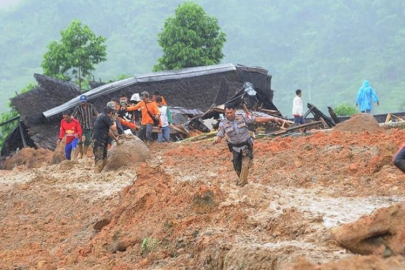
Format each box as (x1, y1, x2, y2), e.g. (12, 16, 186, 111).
(1, 0, 404, 116)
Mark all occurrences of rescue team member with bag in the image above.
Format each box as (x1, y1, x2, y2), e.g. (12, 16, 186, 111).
(212, 103, 284, 186)
(57, 110, 82, 161)
(126, 91, 160, 144)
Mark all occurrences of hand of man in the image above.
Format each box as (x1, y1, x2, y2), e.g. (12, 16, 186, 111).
(273, 117, 284, 124)
(117, 139, 124, 145)
(57, 138, 61, 144)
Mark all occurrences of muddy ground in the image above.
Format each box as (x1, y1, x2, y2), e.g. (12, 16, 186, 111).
(1, 116, 405, 269)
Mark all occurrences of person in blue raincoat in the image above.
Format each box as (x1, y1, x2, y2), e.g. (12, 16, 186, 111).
(356, 80, 379, 113)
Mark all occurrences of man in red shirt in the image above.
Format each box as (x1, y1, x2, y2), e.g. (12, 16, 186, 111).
(57, 110, 82, 160)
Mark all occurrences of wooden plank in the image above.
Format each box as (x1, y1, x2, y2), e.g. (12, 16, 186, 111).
(267, 121, 322, 136)
(385, 113, 391, 123)
(392, 114, 405, 122)
(258, 108, 280, 115)
(18, 120, 27, 148)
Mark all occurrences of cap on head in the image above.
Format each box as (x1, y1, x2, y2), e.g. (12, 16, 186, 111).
(106, 101, 116, 110)
(130, 93, 141, 102)
(79, 95, 87, 102)
(140, 91, 149, 100)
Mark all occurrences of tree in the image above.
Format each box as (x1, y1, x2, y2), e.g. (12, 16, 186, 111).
(334, 104, 358, 116)
(153, 2, 226, 71)
(41, 19, 107, 91)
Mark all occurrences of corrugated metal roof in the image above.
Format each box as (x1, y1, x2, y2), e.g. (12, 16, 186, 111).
(43, 63, 237, 118)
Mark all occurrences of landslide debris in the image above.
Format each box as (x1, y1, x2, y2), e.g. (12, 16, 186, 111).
(1, 127, 405, 269)
(334, 113, 382, 133)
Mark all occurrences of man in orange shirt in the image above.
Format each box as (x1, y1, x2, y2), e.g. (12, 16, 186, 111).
(127, 91, 160, 143)
(57, 110, 82, 160)
(153, 91, 167, 105)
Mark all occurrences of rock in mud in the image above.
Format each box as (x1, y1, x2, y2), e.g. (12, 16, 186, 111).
(104, 134, 150, 171)
(332, 203, 405, 256)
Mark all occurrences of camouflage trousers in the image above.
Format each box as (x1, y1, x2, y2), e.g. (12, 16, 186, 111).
(93, 140, 108, 173)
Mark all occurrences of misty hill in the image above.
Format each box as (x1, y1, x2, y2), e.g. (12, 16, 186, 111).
(1, 0, 405, 116)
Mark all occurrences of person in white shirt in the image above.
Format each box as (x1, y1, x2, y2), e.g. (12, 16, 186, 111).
(292, 89, 305, 126)
(156, 96, 172, 142)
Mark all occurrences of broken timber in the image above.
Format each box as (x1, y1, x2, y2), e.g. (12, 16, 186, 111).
(307, 103, 335, 128)
(265, 121, 323, 137)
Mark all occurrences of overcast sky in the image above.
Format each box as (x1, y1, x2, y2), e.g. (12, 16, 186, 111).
(0, 0, 21, 10)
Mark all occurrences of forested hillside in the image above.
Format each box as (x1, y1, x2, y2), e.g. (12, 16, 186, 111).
(1, 0, 405, 116)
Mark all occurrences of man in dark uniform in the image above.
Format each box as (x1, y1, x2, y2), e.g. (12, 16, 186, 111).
(212, 103, 284, 186)
(92, 105, 119, 173)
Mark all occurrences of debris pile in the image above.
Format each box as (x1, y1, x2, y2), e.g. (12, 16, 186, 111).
(103, 134, 150, 172)
(1, 127, 405, 268)
(334, 113, 382, 133)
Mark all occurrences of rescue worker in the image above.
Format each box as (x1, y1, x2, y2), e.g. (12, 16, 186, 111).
(118, 101, 138, 133)
(156, 96, 172, 142)
(153, 90, 167, 105)
(130, 93, 142, 124)
(356, 80, 379, 113)
(92, 105, 119, 173)
(126, 91, 160, 144)
(72, 94, 98, 158)
(212, 102, 284, 186)
(57, 110, 82, 161)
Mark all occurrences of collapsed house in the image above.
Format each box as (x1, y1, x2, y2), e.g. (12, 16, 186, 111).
(1, 63, 280, 156)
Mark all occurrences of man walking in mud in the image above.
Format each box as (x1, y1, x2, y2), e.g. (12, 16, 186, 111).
(92, 105, 119, 173)
(58, 110, 82, 161)
(212, 103, 284, 186)
(72, 95, 98, 158)
(356, 80, 379, 113)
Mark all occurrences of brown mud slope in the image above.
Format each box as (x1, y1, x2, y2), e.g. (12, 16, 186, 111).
(1, 126, 405, 269)
(334, 113, 381, 133)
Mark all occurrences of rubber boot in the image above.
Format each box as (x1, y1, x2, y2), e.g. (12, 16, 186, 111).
(102, 158, 107, 170)
(83, 145, 89, 158)
(77, 144, 83, 159)
(239, 156, 251, 187)
(94, 160, 104, 173)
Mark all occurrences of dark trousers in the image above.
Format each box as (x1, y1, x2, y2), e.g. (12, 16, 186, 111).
(293, 116, 305, 126)
(394, 145, 405, 173)
(138, 124, 154, 142)
(232, 147, 253, 176)
(93, 140, 108, 164)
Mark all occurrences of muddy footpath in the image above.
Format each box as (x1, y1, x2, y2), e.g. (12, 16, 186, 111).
(1, 114, 405, 269)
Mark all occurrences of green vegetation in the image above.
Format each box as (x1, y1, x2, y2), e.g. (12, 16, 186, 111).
(153, 2, 226, 71)
(141, 237, 158, 256)
(1, 0, 405, 117)
(41, 19, 107, 91)
(0, 83, 36, 146)
(334, 104, 358, 116)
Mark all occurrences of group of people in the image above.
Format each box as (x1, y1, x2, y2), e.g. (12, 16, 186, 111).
(58, 80, 405, 184)
(291, 80, 381, 127)
(212, 80, 405, 187)
(58, 91, 172, 173)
